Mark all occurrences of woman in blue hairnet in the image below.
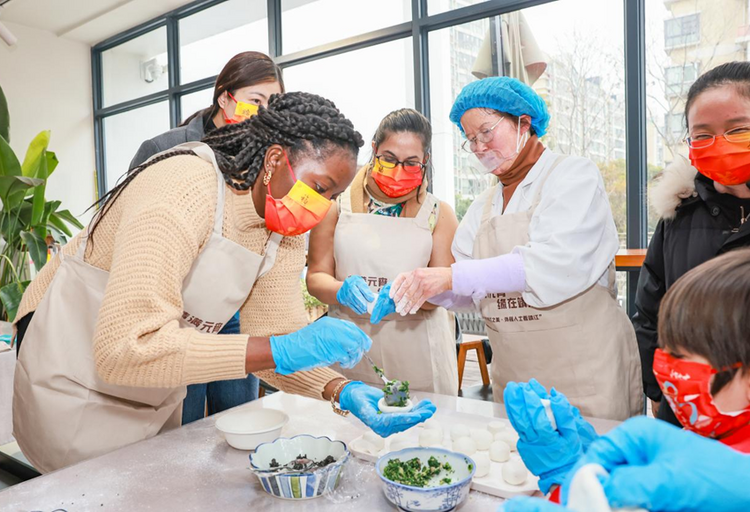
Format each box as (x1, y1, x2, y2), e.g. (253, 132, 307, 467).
(389, 77, 642, 421)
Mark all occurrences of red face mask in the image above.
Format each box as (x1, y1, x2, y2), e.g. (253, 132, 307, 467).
(689, 137, 750, 186)
(371, 159, 424, 198)
(222, 91, 259, 125)
(653, 348, 750, 439)
(264, 152, 332, 236)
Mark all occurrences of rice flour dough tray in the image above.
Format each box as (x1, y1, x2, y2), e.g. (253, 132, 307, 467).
(350, 416, 540, 499)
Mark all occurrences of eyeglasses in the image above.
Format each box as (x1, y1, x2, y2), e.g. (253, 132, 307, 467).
(685, 126, 750, 149)
(374, 155, 426, 174)
(461, 117, 505, 153)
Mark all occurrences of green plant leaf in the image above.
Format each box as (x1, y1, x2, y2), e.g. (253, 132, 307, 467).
(0, 135, 21, 177)
(0, 84, 8, 144)
(46, 150, 59, 177)
(30, 153, 48, 225)
(0, 280, 29, 322)
(42, 199, 61, 225)
(0, 175, 43, 209)
(46, 224, 68, 243)
(21, 131, 50, 178)
(20, 230, 47, 271)
(53, 209, 84, 229)
(48, 213, 73, 237)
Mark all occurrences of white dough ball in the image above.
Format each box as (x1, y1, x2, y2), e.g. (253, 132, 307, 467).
(470, 428, 493, 450)
(495, 430, 519, 451)
(489, 440, 511, 462)
(453, 436, 477, 456)
(363, 431, 385, 451)
(389, 434, 412, 453)
(502, 458, 528, 486)
(419, 428, 442, 447)
(422, 419, 444, 439)
(487, 420, 507, 435)
(357, 439, 380, 456)
(450, 423, 470, 441)
(473, 452, 491, 478)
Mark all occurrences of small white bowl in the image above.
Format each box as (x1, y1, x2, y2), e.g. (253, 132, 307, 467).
(250, 435, 350, 500)
(215, 409, 289, 450)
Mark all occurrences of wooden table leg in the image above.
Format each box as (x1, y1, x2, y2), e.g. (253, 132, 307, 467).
(457, 345, 467, 392)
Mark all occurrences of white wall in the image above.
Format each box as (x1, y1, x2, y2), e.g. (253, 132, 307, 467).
(0, 21, 95, 223)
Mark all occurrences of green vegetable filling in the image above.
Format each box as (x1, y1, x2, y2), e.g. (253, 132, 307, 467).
(382, 456, 456, 488)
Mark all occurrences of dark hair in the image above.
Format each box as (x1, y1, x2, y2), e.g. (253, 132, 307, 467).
(684, 61, 750, 130)
(89, 91, 363, 243)
(181, 51, 285, 128)
(372, 108, 432, 154)
(658, 248, 750, 395)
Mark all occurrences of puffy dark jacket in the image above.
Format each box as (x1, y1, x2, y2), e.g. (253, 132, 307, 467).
(633, 158, 750, 426)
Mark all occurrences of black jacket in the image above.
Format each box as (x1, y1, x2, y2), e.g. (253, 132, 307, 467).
(633, 159, 750, 426)
(129, 114, 214, 170)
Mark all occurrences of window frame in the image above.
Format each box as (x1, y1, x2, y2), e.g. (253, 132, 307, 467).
(92, 0, 649, 314)
(664, 13, 700, 50)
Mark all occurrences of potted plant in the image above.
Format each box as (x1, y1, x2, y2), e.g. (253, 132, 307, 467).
(301, 278, 327, 323)
(0, 84, 83, 323)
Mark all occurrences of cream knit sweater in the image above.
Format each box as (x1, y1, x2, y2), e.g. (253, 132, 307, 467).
(17, 154, 341, 399)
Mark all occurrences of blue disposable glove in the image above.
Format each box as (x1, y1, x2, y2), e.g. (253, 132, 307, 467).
(562, 416, 750, 512)
(504, 380, 588, 494)
(270, 317, 372, 375)
(336, 275, 375, 315)
(498, 496, 571, 512)
(339, 381, 436, 438)
(370, 283, 396, 324)
(525, 379, 599, 452)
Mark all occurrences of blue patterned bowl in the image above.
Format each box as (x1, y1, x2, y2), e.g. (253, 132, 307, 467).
(376, 447, 475, 512)
(249, 435, 349, 500)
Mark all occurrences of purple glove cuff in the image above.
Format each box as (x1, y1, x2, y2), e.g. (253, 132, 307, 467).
(451, 252, 526, 300)
(428, 291, 475, 310)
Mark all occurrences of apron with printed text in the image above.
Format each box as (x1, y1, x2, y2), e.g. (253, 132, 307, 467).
(474, 156, 642, 420)
(328, 190, 458, 395)
(13, 142, 281, 472)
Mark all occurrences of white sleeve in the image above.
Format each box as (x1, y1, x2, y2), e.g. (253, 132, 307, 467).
(451, 186, 497, 262)
(516, 157, 619, 308)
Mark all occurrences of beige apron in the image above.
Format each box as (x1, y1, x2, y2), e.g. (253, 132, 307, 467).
(13, 142, 281, 473)
(474, 156, 642, 420)
(328, 190, 458, 395)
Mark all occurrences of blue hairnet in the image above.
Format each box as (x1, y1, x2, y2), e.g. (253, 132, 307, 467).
(449, 77, 550, 137)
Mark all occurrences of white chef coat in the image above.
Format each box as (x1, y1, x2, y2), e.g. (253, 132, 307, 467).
(452, 148, 619, 308)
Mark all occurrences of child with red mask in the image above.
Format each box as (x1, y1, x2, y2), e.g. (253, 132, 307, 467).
(652, 248, 750, 452)
(503, 248, 750, 503)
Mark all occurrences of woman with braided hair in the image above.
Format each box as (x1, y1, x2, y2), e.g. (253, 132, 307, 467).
(129, 51, 285, 427)
(12, 91, 436, 473)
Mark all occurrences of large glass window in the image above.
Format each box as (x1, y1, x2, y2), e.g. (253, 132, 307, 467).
(180, 88, 215, 123)
(427, 0, 490, 16)
(281, 0, 410, 54)
(101, 27, 169, 108)
(664, 13, 700, 49)
(179, 0, 268, 84)
(646, 0, 748, 238)
(283, 38, 414, 165)
(103, 102, 171, 190)
(429, 0, 626, 238)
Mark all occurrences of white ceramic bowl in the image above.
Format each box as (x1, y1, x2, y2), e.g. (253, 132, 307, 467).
(215, 409, 289, 450)
(376, 447, 475, 512)
(250, 435, 349, 500)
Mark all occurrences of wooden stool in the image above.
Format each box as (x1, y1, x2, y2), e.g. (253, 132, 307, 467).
(457, 336, 490, 391)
